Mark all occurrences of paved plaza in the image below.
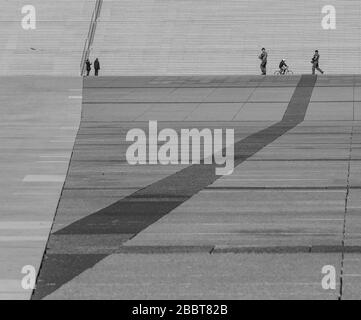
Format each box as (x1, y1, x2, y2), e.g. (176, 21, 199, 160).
(2, 75, 361, 299)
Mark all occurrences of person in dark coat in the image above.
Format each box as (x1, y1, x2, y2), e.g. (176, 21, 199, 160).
(258, 48, 268, 75)
(85, 59, 92, 76)
(311, 50, 324, 75)
(94, 58, 100, 76)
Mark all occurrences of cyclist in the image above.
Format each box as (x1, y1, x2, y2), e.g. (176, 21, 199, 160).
(279, 59, 288, 75)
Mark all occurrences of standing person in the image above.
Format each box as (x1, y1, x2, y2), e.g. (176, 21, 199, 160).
(258, 48, 268, 75)
(94, 58, 100, 76)
(311, 50, 324, 75)
(85, 59, 92, 76)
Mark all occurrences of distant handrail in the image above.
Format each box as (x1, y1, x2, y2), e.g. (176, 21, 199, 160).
(80, 0, 103, 76)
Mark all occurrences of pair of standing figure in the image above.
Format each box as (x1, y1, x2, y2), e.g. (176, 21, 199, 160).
(258, 48, 324, 75)
(85, 58, 100, 76)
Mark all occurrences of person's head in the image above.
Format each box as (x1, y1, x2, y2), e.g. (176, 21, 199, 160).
(315, 50, 319, 53)
(282, 59, 286, 62)
(262, 48, 265, 52)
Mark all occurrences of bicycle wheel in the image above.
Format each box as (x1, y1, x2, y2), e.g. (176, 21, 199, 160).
(274, 70, 281, 75)
(285, 70, 294, 75)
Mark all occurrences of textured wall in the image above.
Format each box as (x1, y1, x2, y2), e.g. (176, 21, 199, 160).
(0, 0, 94, 75)
(92, 0, 361, 75)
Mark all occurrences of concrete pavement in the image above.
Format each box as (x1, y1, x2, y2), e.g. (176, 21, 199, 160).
(2, 75, 360, 300)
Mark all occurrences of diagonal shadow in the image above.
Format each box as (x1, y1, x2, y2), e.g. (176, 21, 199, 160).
(32, 75, 317, 300)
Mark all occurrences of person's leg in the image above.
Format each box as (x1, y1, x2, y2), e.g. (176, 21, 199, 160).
(312, 65, 316, 75)
(262, 63, 267, 75)
(317, 67, 324, 74)
(95, 69, 98, 76)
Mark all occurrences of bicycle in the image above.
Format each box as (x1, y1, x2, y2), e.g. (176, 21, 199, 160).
(274, 68, 294, 75)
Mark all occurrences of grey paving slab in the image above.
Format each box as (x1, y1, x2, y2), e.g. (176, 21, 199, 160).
(44, 253, 341, 300)
(83, 76, 157, 88)
(234, 103, 289, 121)
(315, 76, 356, 87)
(83, 88, 177, 103)
(166, 88, 216, 102)
(82, 103, 152, 121)
(354, 102, 361, 120)
(247, 87, 296, 102)
(305, 102, 354, 121)
(349, 163, 361, 186)
(249, 146, 350, 161)
(185, 103, 243, 121)
(249, 124, 352, 160)
(258, 76, 301, 87)
(124, 189, 345, 247)
(340, 254, 361, 300)
(354, 88, 361, 101)
(210, 160, 348, 188)
(136, 111, 192, 121)
(310, 87, 354, 102)
(203, 87, 255, 102)
(0, 77, 81, 300)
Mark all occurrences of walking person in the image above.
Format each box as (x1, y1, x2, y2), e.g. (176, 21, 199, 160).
(258, 48, 268, 75)
(94, 58, 100, 76)
(311, 50, 324, 75)
(85, 59, 92, 76)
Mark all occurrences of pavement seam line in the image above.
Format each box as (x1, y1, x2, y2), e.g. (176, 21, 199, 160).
(339, 80, 355, 300)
